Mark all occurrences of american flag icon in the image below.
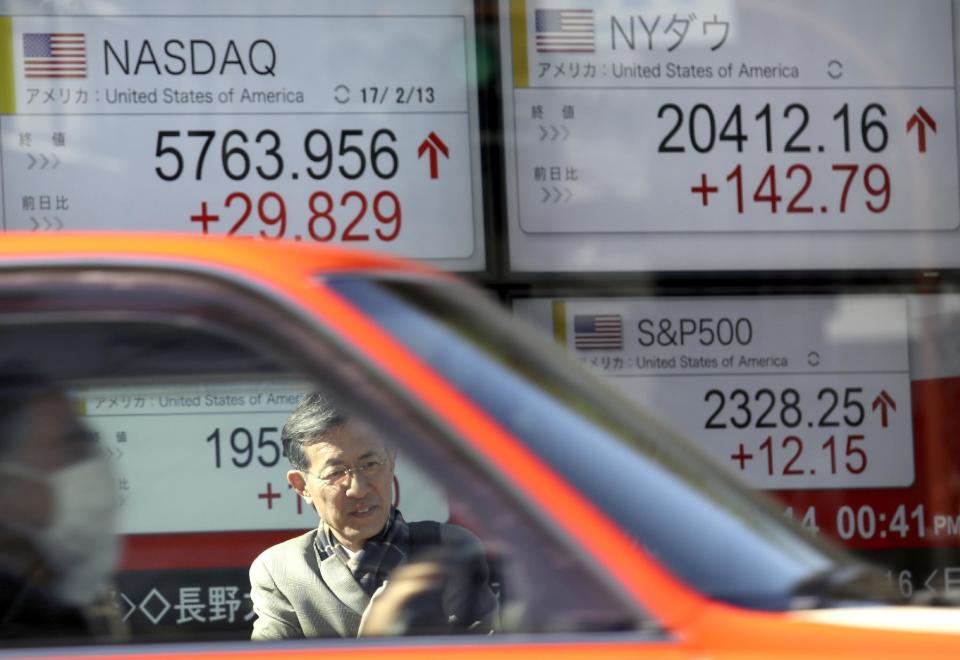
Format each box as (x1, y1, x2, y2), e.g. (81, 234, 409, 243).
(23, 32, 87, 78)
(574, 314, 623, 350)
(535, 9, 595, 53)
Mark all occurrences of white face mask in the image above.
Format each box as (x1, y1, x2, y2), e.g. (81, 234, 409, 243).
(0, 454, 121, 606)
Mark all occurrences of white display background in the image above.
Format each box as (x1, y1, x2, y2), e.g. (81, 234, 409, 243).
(0, 1, 486, 270)
(76, 380, 449, 534)
(502, 0, 960, 271)
(514, 295, 916, 490)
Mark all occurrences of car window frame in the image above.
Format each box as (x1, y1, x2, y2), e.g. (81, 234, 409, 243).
(0, 261, 668, 651)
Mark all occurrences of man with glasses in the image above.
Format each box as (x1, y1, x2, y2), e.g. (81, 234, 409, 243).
(249, 393, 498, 639)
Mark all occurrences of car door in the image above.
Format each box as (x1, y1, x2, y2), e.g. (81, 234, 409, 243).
(0, 259, 688, 658)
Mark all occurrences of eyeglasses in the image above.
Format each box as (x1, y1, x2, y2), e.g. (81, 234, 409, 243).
(305, 456, 388, 487)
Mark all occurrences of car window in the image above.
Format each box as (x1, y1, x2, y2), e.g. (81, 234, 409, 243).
(331, 276, 902, 610)
(0, 269, 650, 648)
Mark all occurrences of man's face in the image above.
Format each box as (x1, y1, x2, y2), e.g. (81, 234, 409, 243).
(288, 420, 395, 552)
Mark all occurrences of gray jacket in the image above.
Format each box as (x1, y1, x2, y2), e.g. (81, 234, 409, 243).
(249, 524, 498, 639)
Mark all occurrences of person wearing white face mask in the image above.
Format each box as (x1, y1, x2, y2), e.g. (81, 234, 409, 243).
(0, 367, 122, 640)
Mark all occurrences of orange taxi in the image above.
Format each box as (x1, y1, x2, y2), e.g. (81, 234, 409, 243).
(0, 234, 956, 657)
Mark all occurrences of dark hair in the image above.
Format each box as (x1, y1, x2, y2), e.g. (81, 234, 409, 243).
(0, 363, 59, 459)
(281, 393, 345, 470)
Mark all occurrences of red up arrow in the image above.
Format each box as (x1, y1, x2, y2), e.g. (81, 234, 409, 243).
(417, 132, 449, 179)
(906, 107, 937, 153)
(872, 390, 897, 428)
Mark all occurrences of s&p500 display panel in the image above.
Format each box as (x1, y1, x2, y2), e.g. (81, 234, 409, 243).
(515, 292, 960, 601)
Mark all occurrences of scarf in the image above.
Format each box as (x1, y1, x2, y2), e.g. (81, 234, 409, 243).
(316, 508, 409, 596)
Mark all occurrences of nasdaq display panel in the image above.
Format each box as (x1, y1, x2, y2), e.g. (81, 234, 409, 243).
(0, 0, 487, 270)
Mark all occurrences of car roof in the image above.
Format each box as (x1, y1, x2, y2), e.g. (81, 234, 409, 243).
(0, 232, 447, 282)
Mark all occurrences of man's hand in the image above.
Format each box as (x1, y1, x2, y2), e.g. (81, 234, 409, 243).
(359, 552, 449, 636)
